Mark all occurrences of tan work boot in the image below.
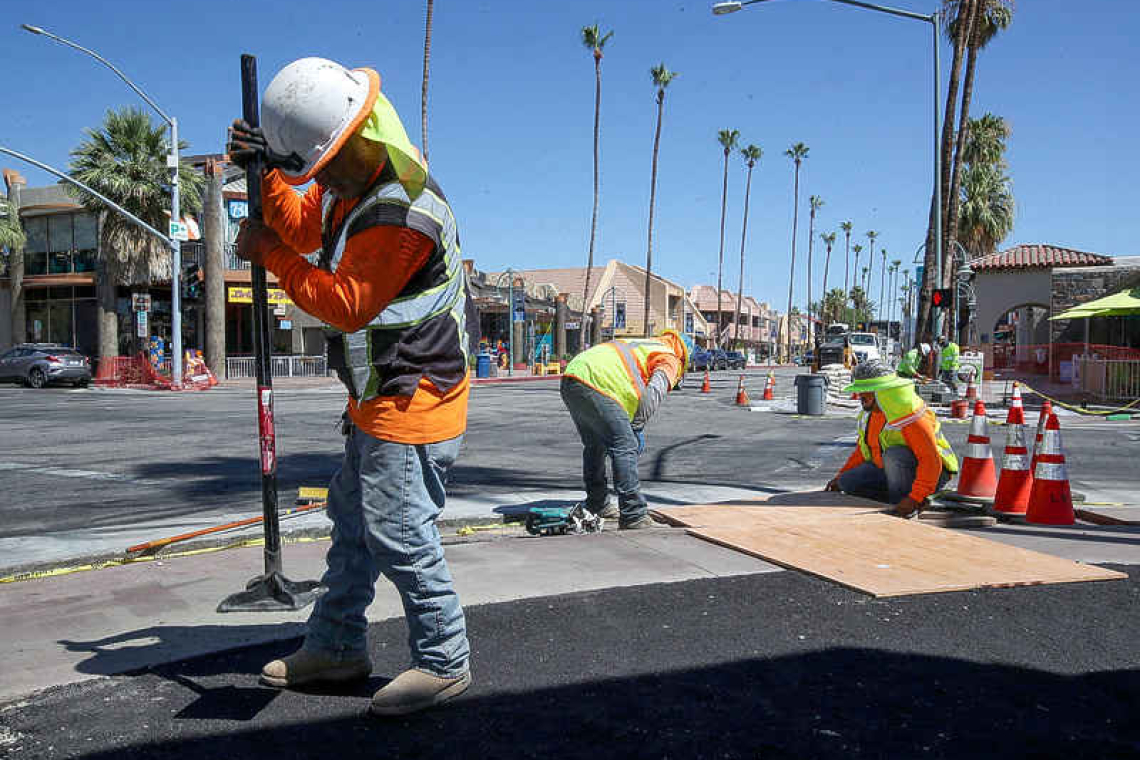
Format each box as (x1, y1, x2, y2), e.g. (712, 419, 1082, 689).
(260, 648, 372, 688)
(369, 668, 472, 716)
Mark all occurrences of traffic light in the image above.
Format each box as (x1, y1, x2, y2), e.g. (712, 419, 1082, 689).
(183, 263, 203, 301)
(931, 288, 951, 308)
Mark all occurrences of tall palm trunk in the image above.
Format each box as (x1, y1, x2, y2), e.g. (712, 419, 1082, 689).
(918, 0, 974, 342)
(717, 148, 730, 347)
(420, 0, 434, 163)
(581, 51, 603, 345)
(822, 242, 833, 319)
(805, 206, 816, 351)
(643, 89, 666, 337)
(878, 251, 887, 325)
(733, 161, 756, 346)
(842, 229, 851, 310)
(785, 161, 800, 362)
(96, 219, 118, 361)
(866, 236, 876, 317)
(946, 1, 984, 280)
(6, 179, 25, 343)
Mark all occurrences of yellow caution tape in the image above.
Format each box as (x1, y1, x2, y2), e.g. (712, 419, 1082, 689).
(0, 534, 330, 585)
(1017, 382, 1140, 417)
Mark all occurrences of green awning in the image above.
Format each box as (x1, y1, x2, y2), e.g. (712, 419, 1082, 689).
(1050, 287, 1140, 320)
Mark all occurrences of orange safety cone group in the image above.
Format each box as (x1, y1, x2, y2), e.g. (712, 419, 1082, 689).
(1029, 400, 1054, 473)
(762, 372, 775, 400)
(991, 384, 1032, 517)
(955, 399, 998, 502)
(701, 370, 711, 394)
(1025, 413, 1075, 525)
(735, 374, 750, 406)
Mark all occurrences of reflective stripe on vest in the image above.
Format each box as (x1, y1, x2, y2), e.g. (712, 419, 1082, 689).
(565, 338, 672, 419)
(857, 407, 959, 474)
(940, 343, 960, 370)
(321, 179, 469, 401)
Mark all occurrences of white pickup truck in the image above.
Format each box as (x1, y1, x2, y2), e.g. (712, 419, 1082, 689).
(846, 332, 882, 364)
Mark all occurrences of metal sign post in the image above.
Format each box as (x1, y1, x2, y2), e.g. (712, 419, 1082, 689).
(218, 54, 323, 613)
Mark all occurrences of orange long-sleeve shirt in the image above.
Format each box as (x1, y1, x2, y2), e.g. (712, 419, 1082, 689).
(838, 408, 944, 501)
(253, 169, 469, 445)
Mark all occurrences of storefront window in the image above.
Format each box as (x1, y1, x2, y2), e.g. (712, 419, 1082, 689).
(21, 286, 98, 355)
(48, 215, 73, 273)
(24, 216, 47, 275)
(74, 213, 98, 272)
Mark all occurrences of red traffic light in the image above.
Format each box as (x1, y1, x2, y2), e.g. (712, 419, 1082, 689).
(931, 288, 951, 308)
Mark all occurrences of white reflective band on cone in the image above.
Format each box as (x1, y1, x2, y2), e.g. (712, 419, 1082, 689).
(966, 443, 992, 459)
(1035, 462, 1067, 480)
(969, 415, 988, 437)
(1002, 454, 1030, 470)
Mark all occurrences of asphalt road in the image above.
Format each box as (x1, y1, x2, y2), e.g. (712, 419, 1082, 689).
(0, 366, 1136, 547)
(3, 566, 1139, 759)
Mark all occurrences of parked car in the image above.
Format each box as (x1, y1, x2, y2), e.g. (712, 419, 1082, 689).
(0, 344, 92, 388)
(690, 348, 712, 372)
(725, 351, 746, 370)
(846, 332, 883, 364)
(709, 348, 728, 370)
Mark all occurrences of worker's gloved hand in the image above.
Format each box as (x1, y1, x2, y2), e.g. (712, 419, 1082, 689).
(825, 477, 841, 493)
(894, 495, 922, 518)
(635, 430, 646, 458)
(234, 217, 283, 267)
(227, 119, 305, 173)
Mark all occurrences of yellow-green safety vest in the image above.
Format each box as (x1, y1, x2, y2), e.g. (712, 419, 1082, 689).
(856, 383, 959, 474)
(940, 342, 960, 371)
(565, 338, 675, 419)
(897, 349, 919, 376)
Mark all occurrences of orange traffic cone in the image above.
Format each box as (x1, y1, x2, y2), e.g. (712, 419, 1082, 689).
(1029, 400, 1053, 473)
(735, 374, 750, 406)
(991, 390, 1032, 517)
(762, 372, 775, 400)
(1008, 381, 1023, 411)
(701, 370, 711, 394)
(965, 376, 977, 401)
(1025, 413, 1075, 525)
(955, 399, 998, 502)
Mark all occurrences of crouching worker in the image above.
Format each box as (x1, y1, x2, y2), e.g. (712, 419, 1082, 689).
(229, 57, 476, 715)
(560, 330, 694, 529)
(826, 360, 959, 517)
(896, 343, 931, 380)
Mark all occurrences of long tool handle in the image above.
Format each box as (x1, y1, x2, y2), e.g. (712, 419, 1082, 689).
(240, 53, 281, 576)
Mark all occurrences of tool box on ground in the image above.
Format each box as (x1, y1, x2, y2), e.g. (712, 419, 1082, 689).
(525, 504, 603, 536)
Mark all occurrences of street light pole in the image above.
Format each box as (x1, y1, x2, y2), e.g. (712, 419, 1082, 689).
(712, 0, 942, 339)
(23, 24, 184, 388)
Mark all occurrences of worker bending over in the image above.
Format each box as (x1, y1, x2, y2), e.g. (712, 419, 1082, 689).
(230, 57, 476, 716)
(896, 343, 931, 380)
(561, 330, 694, 529)
(826, 360, 959, 517)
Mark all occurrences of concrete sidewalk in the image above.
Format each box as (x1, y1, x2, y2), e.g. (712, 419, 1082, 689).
(3, 501, 1140, 705)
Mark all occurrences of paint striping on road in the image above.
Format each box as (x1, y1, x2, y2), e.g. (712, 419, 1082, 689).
(0, 462, 164, 487)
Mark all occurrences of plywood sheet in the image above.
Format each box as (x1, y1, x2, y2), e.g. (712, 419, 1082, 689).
(651, 491, 887, 528)
(686, 508, 1126, 597)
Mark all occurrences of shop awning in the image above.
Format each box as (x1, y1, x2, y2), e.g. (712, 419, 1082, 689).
(1050, 287, 1140, 320)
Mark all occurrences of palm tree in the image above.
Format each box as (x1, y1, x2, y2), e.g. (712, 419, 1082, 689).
(1, 183, 27, 341)
(878, 248, 887, 326)
(69, 106, 204, 359)
(946, 1, 1013, 285)
(849, 243, 863, 319)
(715, 129, 740, 346)
(840, 220, 853, 309)
(420, 0, 435, 162)
(890, 259, 903, 332)
(860, 267, 871, 321)
(864, 230, 878, 310)
(821, 287, 846, 327)
(579, 24, 614, 345)
(849, 283, 871, 327)
(782, 143, 808, 361)
(733, 144, 762, 347)
(805, 195, 823, 348)
(820, 231, 837, 320)
(643, 63, 678, 336)
(958, 162, 1013, 258)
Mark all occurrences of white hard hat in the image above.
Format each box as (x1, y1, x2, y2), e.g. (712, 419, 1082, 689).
(261, 57, 380, 185)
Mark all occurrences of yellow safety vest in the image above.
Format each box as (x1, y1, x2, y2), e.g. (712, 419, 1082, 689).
(940, 342, 960, 371)
(565, 338, 675, 419)
(856, 383, 959, 474)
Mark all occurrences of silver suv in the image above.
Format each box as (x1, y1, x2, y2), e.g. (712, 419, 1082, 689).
(0, 344, 92, 388)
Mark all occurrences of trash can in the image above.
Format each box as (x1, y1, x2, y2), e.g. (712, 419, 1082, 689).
(476, 352, 492, 379)
(794, 373, 828, 416)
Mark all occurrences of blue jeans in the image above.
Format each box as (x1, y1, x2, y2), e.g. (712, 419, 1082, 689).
(303, 427, 469, 677)
(560, 377, 648, 526)
(837, 447, 949, 505)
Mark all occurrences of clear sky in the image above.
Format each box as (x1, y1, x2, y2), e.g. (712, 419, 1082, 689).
(4, 0, 1136, 313)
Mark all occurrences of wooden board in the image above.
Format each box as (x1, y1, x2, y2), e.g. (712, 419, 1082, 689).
(658, 502, 1125, 597)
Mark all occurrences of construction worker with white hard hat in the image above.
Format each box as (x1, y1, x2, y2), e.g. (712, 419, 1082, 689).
(561, 330, 695, 529)
(896, 342, 931, 380)
(826, 360, 959, 517)
(937, 336, 962, 395)
(229, 57, 477, 716)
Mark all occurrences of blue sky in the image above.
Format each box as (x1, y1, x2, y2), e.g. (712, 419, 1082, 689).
(4, 0, 1136, 312)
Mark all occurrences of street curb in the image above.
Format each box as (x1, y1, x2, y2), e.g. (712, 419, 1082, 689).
(471, 374, 561, 386)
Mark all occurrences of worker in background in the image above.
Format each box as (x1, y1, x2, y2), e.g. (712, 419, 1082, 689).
(938, 336, 962, 395)
(229, 57, 476, 716)
(561, 330, 694, 529)
(826, 360, 959, 517)
(896, 343, 932, 380)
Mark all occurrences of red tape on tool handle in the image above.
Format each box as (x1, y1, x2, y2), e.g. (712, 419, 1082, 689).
(258, 386, 276, 475)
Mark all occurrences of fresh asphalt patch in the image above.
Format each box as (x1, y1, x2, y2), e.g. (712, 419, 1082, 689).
(4, 566, 1139, 759)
